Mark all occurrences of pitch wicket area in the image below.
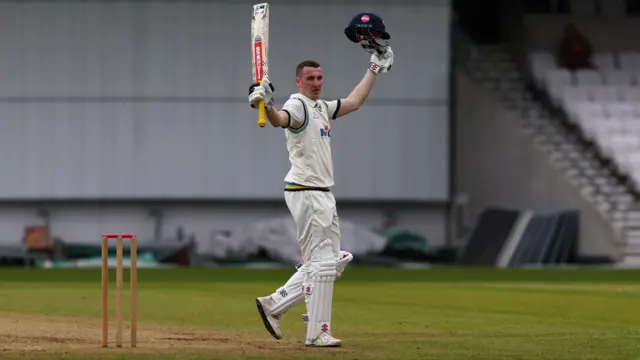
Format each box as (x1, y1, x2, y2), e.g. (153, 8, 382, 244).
(101, 233, 138, 348)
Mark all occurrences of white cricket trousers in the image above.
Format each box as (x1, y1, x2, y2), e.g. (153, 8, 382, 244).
(284, 190, 341, 264)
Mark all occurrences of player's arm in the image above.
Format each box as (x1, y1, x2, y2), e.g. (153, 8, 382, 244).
(334, 70, 377, 118)
(334, 47, 395, 119)
(265, 107, 290, 128)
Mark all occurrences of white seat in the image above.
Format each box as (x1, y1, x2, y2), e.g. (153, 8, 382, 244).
(606, 118, 626, 132)
(631, 170, 640, 186)
(595, 118, 624, 141)
(602, 70, 633, 86)
(572, 101, 605, 116)
(619, 52, 640, 71)
(612, 143, 640, 175)
(598, 136, 614, 151)
(581, 116, 609, 140)
(560, 86, 590, 111)
(616, 151, 640, 175)
(574, 111, 595, 129)
(529, 51, 557, 88)
(627, 151, 640, 163)
(601, 134, 640, 161)
(588, 86, 621, 102)
(592, 52, 617, 70)
(575, 70, 603, 86)
(627, 151, 640, 173)
(624, 119, 640, 132)
(620, 87, 640, 102)
(616, 134, 640, 149)
(630, 168, 640, 184)
(605, 102, 637, 118)
(568, 101, 605, 124)
(545, 69, 574, 106)
(545, 68, 572, 86)
(595, 118, 625, 143)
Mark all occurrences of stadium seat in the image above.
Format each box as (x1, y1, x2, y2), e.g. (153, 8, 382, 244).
(560, 87, 590, 112)
(575, 70, 603, 86)
(606, 133, 640, 152)
(593, 117, 622, 137)
(544, 68, 573, 106)
(601, 70, 632, 86)
(529, 51, 557, 88)
(522, 13, 640, 263)
(590, 86, 621, 102)
(592, 52, 617, 70)
(579, 115, 606, 141)
(621, 87, 640, 101)
(604, 102, 637, 118)
(619, 51, 640, 70)
(566, 101, 604, 124)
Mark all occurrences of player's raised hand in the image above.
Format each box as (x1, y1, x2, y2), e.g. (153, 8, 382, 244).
(248, 78, 275, 110)
(368, 46, 394, 74)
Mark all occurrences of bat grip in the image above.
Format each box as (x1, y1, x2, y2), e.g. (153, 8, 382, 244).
(258, 100, 266, 127)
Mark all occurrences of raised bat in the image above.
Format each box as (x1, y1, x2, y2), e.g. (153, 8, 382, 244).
(251, 3, 270, 127)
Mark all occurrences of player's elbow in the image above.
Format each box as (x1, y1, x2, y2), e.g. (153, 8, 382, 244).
(277, 112, 291, 127)
(268, 111, 289, 128)
(349, 103, 362, 115)
(269, 118, 286, 128)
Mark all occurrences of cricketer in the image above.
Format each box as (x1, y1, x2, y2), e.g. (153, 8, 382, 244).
(247, 14, 394, 347)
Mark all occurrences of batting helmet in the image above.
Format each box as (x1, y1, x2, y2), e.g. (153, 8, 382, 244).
(344, 12, 390, 54)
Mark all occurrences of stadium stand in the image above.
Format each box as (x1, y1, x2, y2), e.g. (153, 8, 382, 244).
(454, 0, 640, 265)
(521, 7, 640, 262)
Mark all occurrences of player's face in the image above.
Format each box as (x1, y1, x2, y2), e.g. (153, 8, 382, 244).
(296, 67, 323, 100)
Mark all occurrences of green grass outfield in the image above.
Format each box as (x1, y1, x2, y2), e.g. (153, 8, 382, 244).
(1, 267, 639, 360)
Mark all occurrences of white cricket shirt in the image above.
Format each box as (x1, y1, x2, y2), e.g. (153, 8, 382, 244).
(280, 93, 341, 190)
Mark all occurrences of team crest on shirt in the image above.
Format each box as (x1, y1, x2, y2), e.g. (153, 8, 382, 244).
(320, 123, 331, 137)
(313, 103, 323, 112)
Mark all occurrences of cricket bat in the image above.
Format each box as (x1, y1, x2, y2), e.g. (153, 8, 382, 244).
(251, 2, 270, 127)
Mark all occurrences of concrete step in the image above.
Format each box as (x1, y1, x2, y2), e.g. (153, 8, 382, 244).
(621, 210, 640, 221)
(624, 229, 640, 243)
(621, 255, 640, 264)
(623, 245, 640, 257)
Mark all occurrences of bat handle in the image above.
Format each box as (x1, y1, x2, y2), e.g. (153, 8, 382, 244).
(258, 100, 266, 127)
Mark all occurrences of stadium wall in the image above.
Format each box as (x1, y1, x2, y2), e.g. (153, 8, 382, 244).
(0, 0, 451, 252)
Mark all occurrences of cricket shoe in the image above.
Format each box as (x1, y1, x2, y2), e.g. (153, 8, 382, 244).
(305, 332, 342, 347)
(255, 296, 283, 340)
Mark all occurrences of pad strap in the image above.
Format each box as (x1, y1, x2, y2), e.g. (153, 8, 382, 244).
(336, 251, 353, 277)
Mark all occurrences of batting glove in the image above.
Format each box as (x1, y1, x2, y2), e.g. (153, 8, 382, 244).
(368, 46, 394, 74)
(248, 78, 275, 110)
